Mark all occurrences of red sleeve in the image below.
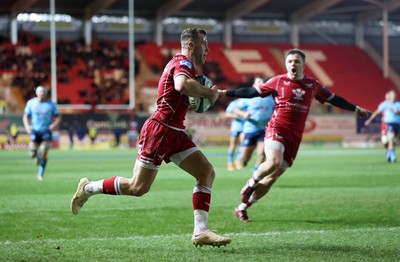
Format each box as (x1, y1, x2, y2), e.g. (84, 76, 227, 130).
(174, 58, 195, 78)
(315, 80, 335, 104)
(256, 76, 279, 97)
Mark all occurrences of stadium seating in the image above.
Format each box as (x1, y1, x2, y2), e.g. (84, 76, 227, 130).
(156, 42, 394, 110)
(0, 35, 396, 112)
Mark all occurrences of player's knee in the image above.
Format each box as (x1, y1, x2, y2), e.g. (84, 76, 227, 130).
(39, 143, 49, 151)
(210, 168, 216, 180)
(381, 135, 388, 145)
(387, 132, 395, 142)
(267, 157, 282, 171)
(203, 164, 215, 180)
(197, 164, 215, 185)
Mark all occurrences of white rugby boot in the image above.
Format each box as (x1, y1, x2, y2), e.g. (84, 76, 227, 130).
(191, 230, 231, 247)
(70, 177, 91, 215)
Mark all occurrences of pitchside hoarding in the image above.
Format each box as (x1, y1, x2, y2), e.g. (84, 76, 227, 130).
(0, 113, 380, 149)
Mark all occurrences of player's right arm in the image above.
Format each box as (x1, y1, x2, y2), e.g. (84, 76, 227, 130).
(174, 74, 218, 103)
(50, 114, 62, 131)
(22, 100, 32, 134)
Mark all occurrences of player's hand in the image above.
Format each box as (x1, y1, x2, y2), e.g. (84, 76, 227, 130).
(218, 89, 227, 99)
(209, 85, 219, 104)
(356, 107, 370, 118)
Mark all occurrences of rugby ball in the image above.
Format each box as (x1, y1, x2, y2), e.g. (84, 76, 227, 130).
(188, 75, 213, 113)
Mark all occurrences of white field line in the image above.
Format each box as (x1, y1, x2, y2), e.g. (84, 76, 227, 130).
(297, 149, 383, 155)
(1, 227, 398, 246)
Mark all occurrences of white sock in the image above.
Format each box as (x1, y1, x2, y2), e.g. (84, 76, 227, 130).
(249, 195, 258, 204)
(238, 203, 247, 211)
(238, 195, 258, 211)
(84, 180, 104, 196)
(193, 209, 208, 235)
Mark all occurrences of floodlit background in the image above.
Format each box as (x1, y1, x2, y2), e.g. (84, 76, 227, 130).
(0, 1, 399, 261)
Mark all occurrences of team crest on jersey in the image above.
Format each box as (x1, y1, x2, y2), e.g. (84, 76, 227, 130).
(180, 60, 193, 70)
(292, 88, 305, 100)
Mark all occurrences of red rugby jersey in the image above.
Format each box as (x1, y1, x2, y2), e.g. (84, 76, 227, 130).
(256, 73, 335, 136)
(151, 53, 196, 130)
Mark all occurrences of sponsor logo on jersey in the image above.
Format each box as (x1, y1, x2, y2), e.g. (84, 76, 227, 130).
(283, 80, 291, 86)
(286, 102, 308, 111)
(304, 83, 314, 88)
(180, 60, 193, 70)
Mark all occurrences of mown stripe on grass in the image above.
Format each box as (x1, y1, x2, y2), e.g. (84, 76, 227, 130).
(0, 149, 384, 161)
(1, 226, 398, 245)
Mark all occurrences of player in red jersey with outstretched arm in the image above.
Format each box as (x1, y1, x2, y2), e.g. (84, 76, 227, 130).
(71, 28, 231, 247)
(219, 49, 370, 222)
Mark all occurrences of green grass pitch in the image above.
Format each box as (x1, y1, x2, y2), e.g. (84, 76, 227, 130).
(0, 146, 399, 261)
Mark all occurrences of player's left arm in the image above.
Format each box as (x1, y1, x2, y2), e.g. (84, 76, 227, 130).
(364, 109, 380, 126)
(49, 114, 61, 131)
(328, 95, 370, 118)
(22, 113, 31, 134)
(395, 102, 400, 114)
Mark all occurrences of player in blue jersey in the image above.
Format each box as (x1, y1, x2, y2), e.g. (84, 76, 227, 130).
(234, 77, 275, 172)
(365, 90, 400, 162)
(23, 86, 61, 180)
(225, 99, 245, 171)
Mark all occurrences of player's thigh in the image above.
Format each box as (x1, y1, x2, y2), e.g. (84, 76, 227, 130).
(40, 141, 52, 152)
(179, 150, 214, 186)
